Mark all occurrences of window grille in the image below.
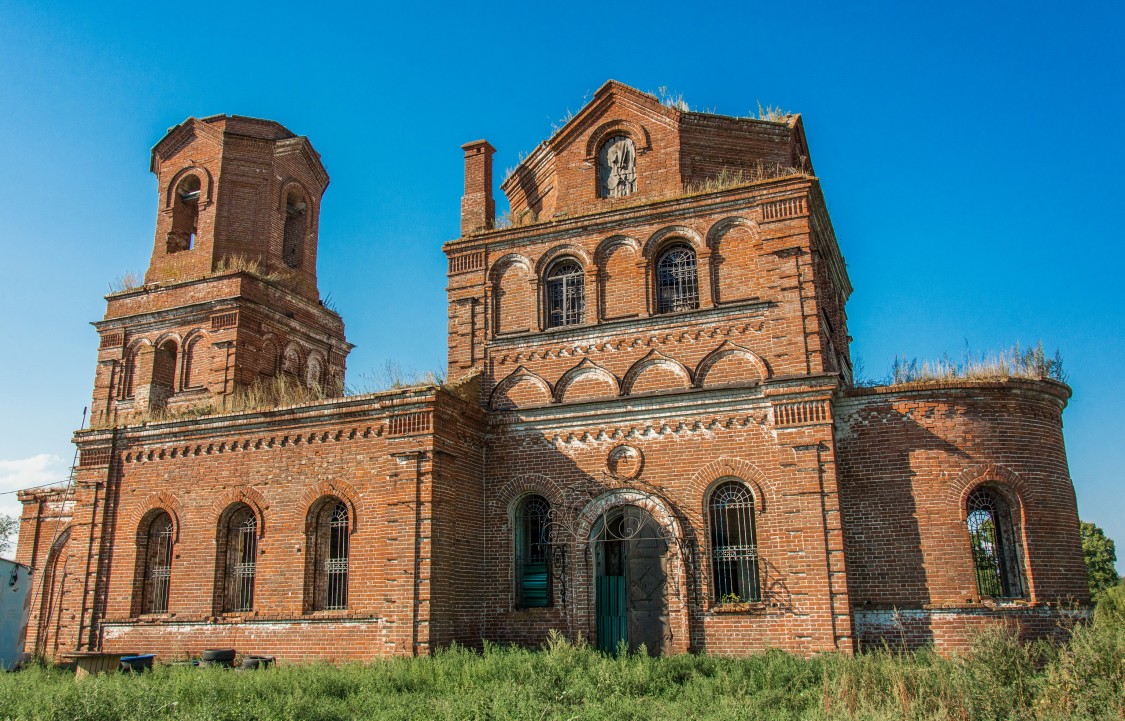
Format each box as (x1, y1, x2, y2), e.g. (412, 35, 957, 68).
(656, 245, 699, 314)
(325, 502, 349, 610)
(709, 481, 760, 603)
(143, 513, 174, 614)
(515, 495, 551, 607)
(224, 507, 257, 613)
(967, 488, 1021, 597)
(545, 259, 585, 328)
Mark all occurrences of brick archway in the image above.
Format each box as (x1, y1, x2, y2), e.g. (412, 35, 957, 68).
(688, 457, 770, 514)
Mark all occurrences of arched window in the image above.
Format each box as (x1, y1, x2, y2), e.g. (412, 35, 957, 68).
(151, 340, 178, 408)
(708, 481, 760, 603)
(306, 354, 324, 393)
(181, 336, 204, 390)
(515, 495, 552, 607)
(281, 345, 302, 377)
(307, 498, 350, 611)
(656, 244, 699, 314)
(545, 258, 585, 328)
(121, 347, 138, 400)
(598, 135, 637, 198)
(260, 339, 279, 376)
(168, 175, 201, 253)
(966, 487, 1023, 598)
(219, 504, 258, 613)
(140, 512, 174, 614)
(283, 191, 307, 269)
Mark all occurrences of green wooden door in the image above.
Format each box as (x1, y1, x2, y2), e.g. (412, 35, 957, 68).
(595, 575, 627, 653)
(594, 506, 669, 655)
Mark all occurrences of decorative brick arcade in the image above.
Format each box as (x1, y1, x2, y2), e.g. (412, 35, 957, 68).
(17, 82, 1088, 662)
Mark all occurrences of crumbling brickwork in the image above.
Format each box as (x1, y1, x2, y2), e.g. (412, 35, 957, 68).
(17, 82, 1088, 662)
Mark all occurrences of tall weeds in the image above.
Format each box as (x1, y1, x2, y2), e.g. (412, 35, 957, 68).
(864, 341, 1068, 387)
(3, 606, 1122, 721)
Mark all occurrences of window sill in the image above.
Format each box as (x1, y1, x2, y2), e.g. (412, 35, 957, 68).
(969, 597, 1032, 609)
(303, 609, 356, 619)
(707, 601, 765, 614)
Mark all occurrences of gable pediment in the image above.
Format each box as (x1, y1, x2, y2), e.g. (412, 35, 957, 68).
(547, 81, 678, 159)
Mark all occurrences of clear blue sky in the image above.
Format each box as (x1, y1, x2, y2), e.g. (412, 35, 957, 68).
(1, 0, 1121, 571)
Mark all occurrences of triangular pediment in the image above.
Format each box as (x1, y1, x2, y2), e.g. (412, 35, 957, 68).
(547, 80, 679, 156)
(508, 81, 679, 178)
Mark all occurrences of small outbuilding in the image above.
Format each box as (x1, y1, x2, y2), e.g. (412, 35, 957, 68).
(1, 558, 31, 670)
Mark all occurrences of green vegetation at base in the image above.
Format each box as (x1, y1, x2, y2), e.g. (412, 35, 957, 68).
(3, 606, 1122, 721)
(1081, 520, 1120, 602)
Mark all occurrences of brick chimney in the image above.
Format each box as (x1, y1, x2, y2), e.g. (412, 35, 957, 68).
(460, 140, 495, 235)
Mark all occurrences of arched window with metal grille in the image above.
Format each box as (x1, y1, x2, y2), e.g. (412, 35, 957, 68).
(656, 244, 699, 314)
(514, 495, 552, 607)
(708, 480, 760, 603)
(219, 504, 258, 613)
(545, 258, 585, 328)
(307, 497, 350, 611)
(966, 487, 1023, 598)
(139, 511, 174, 614)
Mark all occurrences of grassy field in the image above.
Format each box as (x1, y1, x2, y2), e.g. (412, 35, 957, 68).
(1, 600, 1122, 721)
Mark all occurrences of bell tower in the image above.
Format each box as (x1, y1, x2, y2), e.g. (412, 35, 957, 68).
(89, 116, 352, 427)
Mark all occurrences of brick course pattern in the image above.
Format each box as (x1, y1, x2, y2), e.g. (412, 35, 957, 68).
(17, 82, 1088, 662)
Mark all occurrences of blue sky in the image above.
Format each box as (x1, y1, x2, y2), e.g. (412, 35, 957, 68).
(0, 0, 1121, 570)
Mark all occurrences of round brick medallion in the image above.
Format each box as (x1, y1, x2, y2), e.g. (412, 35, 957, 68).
(607, 444, 644, 479)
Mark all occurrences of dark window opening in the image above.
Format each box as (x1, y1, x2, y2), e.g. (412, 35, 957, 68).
(220, 505, 257, 613)
(283, 192, 307, 269)
(515, 495, 552, 607)
(709, 481, 760, 603)
(141, 512, 174, 614)
(545, 258, 585, 328)
(168, 175, 201, 253)
(149, 340, 177, 410)
(308, 498, 350, 611)
(967, 488, 1023, 598)
(656, 244, 699, 314)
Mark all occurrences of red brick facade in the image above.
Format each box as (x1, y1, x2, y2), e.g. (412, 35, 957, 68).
(17, 82, 1088, 662)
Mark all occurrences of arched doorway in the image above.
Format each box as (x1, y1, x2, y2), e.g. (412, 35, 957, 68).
(35, 528, 71, 656)
(591, 505, 669, 655)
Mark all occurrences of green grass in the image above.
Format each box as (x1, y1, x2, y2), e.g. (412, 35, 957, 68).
(2, 617, 1122, 721)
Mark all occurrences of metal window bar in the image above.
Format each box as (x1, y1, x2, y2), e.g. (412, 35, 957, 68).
(516, 496, 551, 607)
(146, 517, 174, 613)
(325, 502, 349, 610)
(709, 482, 760, 603)
(227, 513, 257, 613)
(967, 489, 1010, 597)
(656, 245, 699, 314)
(546, 260, 585, 328)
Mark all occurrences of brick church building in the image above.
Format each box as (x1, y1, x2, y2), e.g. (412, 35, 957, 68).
(16, 81, 1088, 661)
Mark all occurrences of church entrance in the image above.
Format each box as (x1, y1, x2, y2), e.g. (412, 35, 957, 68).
(592, 505, 669, 655)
